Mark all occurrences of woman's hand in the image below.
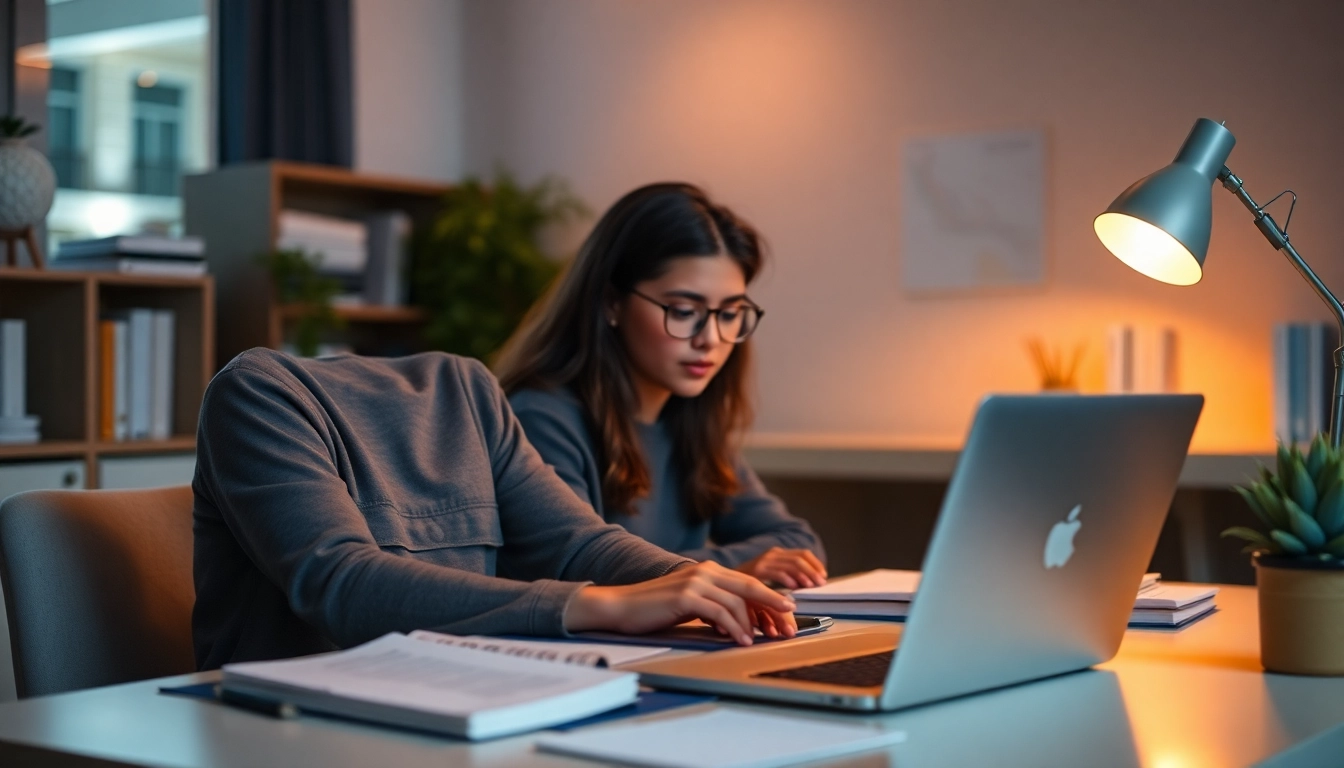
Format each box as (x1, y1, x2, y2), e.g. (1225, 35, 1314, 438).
(564, 561, 797, 646)
(735, 547, 828, 589)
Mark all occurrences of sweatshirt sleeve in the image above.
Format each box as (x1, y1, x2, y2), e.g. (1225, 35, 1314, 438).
(195, 361, 683, 648)
(678, 459, 827, 568)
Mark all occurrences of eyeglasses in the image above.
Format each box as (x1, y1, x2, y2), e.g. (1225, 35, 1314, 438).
(629, 289, 764, 343)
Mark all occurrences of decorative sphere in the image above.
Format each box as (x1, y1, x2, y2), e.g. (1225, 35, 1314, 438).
(0, 138, 57, 230)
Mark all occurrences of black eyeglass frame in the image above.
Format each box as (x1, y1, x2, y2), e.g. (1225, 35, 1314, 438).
(628, 289, 765, 343)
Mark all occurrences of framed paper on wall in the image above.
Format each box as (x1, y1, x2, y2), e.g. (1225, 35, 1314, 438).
(901, 129, 1046, 294)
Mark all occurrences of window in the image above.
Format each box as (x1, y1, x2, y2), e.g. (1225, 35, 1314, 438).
(39, 0, 209, 241)
(47, 66, 83, 189)
(132, 81, 184, 197)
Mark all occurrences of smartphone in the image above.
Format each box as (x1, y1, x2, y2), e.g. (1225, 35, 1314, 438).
(794, 615, 833, 636)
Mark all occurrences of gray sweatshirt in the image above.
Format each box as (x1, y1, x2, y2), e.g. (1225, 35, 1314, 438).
(192, 349, 690, 670)
(508, 387, 825, 567)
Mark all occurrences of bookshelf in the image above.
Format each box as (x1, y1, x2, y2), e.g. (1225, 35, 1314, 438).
(183, 161, 450, 367)
(0, 268, 213, 488)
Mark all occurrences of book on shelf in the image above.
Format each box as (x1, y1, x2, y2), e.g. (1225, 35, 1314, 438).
(1106, 325, 1179, 394)
(1274, 322, 1338, 445)
(363, 210, 412, 306)
(55, 235, 205, 259)
(219, 631, 641, 741)
(100, 309, 175, 442)
(51, 257, 207, 277)
(0, 319, 38, 444)
(791, 570, 1200, 627)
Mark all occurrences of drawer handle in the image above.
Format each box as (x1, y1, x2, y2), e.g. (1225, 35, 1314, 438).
(61, 471, 79, 488)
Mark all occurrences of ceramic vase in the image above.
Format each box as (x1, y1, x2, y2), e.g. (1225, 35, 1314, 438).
(1256, 555, 1344, 675)
(0, 137, 57, 231)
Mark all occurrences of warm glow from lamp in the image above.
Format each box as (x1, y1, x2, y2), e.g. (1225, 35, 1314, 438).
(1094, 212, 1203, 286)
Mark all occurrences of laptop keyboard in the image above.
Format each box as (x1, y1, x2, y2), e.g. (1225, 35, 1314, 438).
(754, 650, 894, 688)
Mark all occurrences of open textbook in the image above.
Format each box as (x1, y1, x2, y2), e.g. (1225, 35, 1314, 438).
(220, 632, 669, 740)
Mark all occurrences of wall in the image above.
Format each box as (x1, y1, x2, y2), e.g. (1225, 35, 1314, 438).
(456, 0, 1344, 452)
(352, 0, 464, 181)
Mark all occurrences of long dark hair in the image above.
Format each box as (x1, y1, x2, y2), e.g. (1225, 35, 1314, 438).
(496, 182, 764, 521)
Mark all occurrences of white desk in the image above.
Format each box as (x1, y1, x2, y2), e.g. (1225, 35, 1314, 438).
(1, 586, 1341, 767)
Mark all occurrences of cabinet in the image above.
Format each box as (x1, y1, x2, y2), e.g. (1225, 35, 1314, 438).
(0, 269, 212, 488)
(183, 161, 450, 367)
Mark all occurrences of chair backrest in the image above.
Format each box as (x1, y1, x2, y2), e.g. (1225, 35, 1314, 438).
(0, 485, 195, 698)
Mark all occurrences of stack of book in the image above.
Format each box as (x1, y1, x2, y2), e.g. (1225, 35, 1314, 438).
(0, 319, 39, 444)
(792, 569, 1219, 628)
(99, 309, 175, 441)
(277, 209, 412, 307)
(52, 236, 206, 276)
(1274, 322, 1339, 445)
(278, 210, 367, 305)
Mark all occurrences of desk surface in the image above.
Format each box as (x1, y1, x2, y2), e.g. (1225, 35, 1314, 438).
(1, 586, 1342, 768)
(743, 434, 1274, 488)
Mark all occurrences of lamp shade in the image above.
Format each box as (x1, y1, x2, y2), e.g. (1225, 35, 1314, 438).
(1094, 118, 1236, 286)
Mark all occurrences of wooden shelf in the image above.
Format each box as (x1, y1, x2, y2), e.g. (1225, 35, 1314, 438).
(93, 437, 198, 454)
(0, 271, 213, 488)
(186, 161, 449, 366)
(0, 441, 89, 460)
(278, 304, 428, 324)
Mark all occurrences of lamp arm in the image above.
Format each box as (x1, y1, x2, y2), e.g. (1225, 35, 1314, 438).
(1219, 166, 1344, 448)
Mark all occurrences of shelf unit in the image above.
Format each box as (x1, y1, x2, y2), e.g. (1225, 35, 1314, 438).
(0, 268, 213, 488)
(183, 161, 450, 367)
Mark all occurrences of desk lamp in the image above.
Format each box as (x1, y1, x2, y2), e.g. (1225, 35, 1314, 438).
(1094, 117, 1344, 447)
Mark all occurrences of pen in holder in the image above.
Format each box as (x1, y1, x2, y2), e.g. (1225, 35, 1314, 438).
(1027, 337, 1084, 392)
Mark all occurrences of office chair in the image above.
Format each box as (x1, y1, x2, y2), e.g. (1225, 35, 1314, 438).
(0, 485, 196, 698)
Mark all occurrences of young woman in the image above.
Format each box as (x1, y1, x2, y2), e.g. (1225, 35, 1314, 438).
(496, 183, 828, 589)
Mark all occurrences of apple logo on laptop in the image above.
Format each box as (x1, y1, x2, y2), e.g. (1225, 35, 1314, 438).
(1044, 504, 1083, 568)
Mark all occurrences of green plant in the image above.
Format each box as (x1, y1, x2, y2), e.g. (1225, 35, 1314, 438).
(412, 171, 587, 361)
(1223, 434, 1344, 560)
(259, 248, 345, 357)
(0, 115, 40, 139)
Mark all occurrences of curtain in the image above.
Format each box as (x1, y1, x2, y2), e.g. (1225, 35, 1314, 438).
(217, 0, 353, 167)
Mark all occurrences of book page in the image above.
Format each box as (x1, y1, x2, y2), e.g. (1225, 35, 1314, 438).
(407, 630, 671, 667)
(223, 633, 632, 715)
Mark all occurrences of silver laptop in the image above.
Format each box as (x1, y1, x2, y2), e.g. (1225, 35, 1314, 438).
(630, 394, 1203, 711)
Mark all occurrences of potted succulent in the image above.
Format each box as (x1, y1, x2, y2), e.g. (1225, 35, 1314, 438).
(1223, 434, 1344, 675)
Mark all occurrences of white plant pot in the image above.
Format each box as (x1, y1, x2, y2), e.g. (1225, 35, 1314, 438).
(0, 137, 57, 231)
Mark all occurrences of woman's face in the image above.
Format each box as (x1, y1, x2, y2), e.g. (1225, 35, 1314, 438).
(614, 252, 751, 407)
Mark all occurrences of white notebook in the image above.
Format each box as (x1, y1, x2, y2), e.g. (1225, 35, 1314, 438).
(535, 709, 906, 768)
(793, 569, 1163, 603)
(221, 632, 638, 740)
